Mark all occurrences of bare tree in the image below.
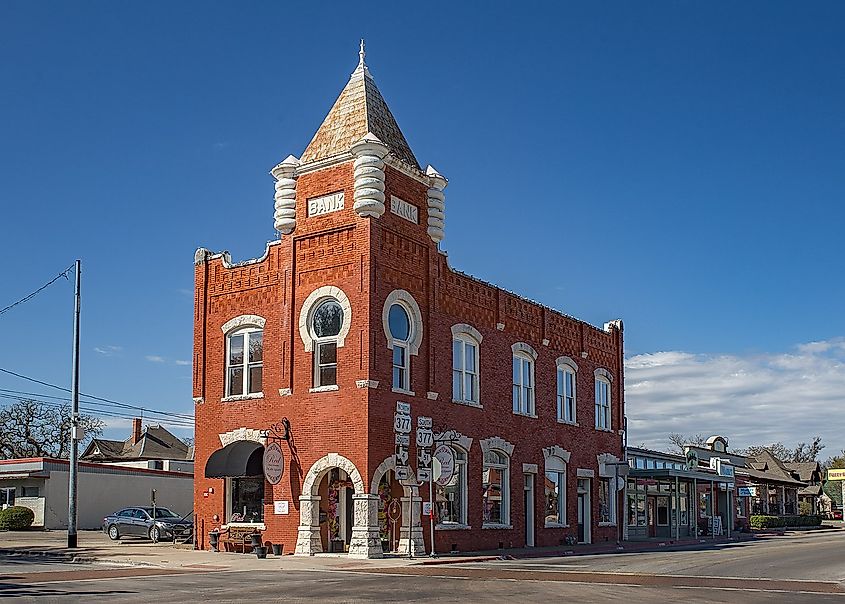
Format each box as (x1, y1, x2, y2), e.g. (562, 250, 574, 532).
(793, 436, 825, 462)
(823, 450, 845, 470)
(666, 433, 709, 455)
(0, 399, 104, 459)
(739, 437, 825, 463)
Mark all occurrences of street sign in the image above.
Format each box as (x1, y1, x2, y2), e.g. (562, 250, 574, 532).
(395, 434, 410, 446)
(418, 448, 431, 468)
(433, 445, 456, 486)
(394, 445, 409, 466)
(828, 469, 845, 481)
(395, 466, 411, 480)
(394, 413, 412, 434)
(417, 416, 432, 429)
(417, 468, 432, 482)
(416, 428, 433, 448)
(396, 401, 411, 415)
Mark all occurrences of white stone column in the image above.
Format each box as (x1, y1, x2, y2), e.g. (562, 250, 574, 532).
(295, 495, 322, 555)
(348, 493, 383, 559)
(350, 133, 388, 218)
(397, 493, 425, 556)
(271, 155, 299, 235)
(425, 165, 447, 244)
(781, 486, 786, 516)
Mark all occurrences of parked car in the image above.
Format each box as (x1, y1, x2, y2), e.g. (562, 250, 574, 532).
(832, 508, 843, 521)
(102, 507, 193, 542)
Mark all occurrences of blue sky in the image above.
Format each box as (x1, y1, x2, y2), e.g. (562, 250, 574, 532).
(1, 2, 843, 452)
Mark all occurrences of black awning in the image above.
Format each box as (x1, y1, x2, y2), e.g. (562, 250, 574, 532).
(205, 440, 264, 478)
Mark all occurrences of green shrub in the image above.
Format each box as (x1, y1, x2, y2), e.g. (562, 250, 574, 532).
(0, 505, 35, 530)
(749, 514, 822, 529)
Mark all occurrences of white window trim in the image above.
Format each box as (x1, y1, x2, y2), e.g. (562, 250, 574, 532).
(224, 326, 263, 398)
(594, 373, 612, 431)
(382, 290, 423, 355)
(512, 350, 535, 417)
(436, 444, 469, 527)
(221, 314, 266, 334)
(452, 326, 481, 405)
(298, 286, 352, 352)
(556, 356, 578, 424)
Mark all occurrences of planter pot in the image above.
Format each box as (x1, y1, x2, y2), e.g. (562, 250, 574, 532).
(329, 539, 345, 553)
(250, 533, 262, 548)
(271, 543, 283, 556)
(254, 545, 268, 559)
(209, 531, 219, 552)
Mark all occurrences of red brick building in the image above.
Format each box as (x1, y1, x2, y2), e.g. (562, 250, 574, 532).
(193, 45, 625, 558)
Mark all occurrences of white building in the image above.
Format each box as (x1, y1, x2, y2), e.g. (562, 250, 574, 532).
(0, 457, 193, 530)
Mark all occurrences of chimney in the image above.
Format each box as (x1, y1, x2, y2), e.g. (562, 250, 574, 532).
(132, 418, 143, 444)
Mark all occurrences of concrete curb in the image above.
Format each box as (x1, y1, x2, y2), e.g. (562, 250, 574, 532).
(0, 548, 159, 568)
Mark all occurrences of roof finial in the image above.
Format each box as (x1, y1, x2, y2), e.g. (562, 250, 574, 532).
(359, 39, 366, 68)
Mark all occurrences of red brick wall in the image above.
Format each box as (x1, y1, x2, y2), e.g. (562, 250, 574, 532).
(193, 160, 625, 553)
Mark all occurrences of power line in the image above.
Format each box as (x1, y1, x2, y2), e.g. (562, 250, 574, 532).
(0, 264, 75, 317)
(0, 389, 195, 427)
(0, 367, 195, 422)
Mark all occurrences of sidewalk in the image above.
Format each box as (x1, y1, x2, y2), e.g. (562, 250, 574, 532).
(0, 529, 766, 570)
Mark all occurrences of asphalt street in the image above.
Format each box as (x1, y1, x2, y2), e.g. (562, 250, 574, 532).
(2, 531, 844, 603)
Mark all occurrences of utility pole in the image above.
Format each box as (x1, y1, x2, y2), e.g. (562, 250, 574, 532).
(67, 259, 81, 548)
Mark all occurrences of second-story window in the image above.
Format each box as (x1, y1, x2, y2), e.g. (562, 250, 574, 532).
(452, 335, 479, 403)
(512, 353, 535, 415)
(311, 299, 343, 387)
(226, 327, 263, 396)
(595, 374, 611, 430)
(556, 357, 578, 423)
(388, 303, 411, 390)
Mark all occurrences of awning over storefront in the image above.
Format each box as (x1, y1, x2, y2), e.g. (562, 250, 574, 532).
(628, 468, 725, 483)
(205, 440, 264, 478)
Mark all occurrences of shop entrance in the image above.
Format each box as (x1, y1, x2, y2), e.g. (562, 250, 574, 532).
(376, 470, 405, 553)
(577, 478, 591, 544)
(319, 468, 354, 553)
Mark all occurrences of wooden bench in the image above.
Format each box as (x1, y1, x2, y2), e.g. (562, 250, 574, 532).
(219, 527, 260, 553)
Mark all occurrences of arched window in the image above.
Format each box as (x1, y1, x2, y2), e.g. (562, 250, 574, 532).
(482, 449, 510, 526)
(556, 356, 578, 423)
(452, 324, 482, 404)
(435, 446, 467, 526)
(512, 343, 537, 416)
(594, 369, 612, 430)
(388, 303, 411, 390)
(311, 299, 343, 388)
(225, 326, 263, 397)
(545, 455, 567, 527)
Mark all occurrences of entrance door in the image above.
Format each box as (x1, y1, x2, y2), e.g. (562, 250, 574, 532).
(647, 498, 656, 537)
(524, 474, 535, 547)
(577, 478, 591, 544)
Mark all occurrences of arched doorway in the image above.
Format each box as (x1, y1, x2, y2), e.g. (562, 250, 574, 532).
(295, 453, 381, 558)
(370, 456, 424, 556)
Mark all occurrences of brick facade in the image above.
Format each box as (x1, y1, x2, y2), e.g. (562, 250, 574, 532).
(193, 51, 625, 557)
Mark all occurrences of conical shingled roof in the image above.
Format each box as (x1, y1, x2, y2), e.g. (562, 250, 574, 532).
(300, 52, 420, 170)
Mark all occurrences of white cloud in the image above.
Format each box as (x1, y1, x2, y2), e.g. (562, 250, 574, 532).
(145, 355, 166, 363)
(93, 345, 122, 356)
(625, 338, 845, 453)
(174, 360, 190, 366)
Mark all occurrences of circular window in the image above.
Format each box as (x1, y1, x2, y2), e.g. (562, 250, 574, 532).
(312, 300, 343, 338)
(388, 304, 410, 341)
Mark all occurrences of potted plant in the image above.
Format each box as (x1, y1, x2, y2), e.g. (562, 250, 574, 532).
(254, 543, 268, 559)
(271, 543, 283, 556)
(250, 531, 262, 548)
(208, 529, 220, 552)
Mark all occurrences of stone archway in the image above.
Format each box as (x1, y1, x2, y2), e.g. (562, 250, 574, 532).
(370, 456, 424, 556)
(295, 453, 381, 558)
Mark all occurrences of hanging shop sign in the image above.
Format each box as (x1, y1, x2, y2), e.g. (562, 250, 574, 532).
(263, 441, 285, 485)
(433, 444, 456, 486)
(685, 450, 698, 471)
(738, 486, 757, 497)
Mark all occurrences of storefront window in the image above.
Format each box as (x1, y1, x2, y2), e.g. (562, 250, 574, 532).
(437, 447, 467, 525)
(599, 478, 615, 523)
(483, 450, 509, 525)
(228, 477, 264, 523)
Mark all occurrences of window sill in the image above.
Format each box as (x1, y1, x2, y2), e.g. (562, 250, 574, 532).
(309, 385, 339, 393)
(598, 522, 617, 527)
(544, 523, 569, 529)
(391, 387, 416, 396)
(482, 523, 513, 530)
(557, 419, 579, 427)
(594, 426, 614, 433)
(452, 399, 483, 409)
(436, 523, 471, 531)
(221, 393, 264, 403)
(513, 411, 538, 419)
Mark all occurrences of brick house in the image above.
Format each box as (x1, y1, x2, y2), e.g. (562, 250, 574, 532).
(193, 45, 625, 558)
